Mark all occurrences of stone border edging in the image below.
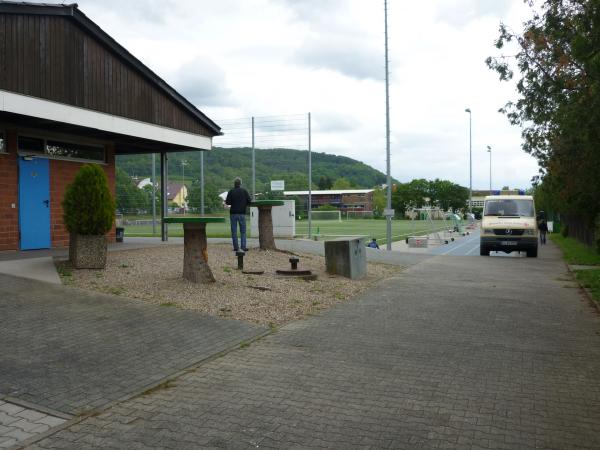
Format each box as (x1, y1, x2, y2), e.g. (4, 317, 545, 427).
(565, 263, 600, 313)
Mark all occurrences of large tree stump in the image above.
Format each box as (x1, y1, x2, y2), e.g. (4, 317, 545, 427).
(183, 223, 215, 283)
(257, 206, 277, 250)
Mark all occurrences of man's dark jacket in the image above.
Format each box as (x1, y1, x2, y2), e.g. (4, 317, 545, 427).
(226, 186, 252, 215)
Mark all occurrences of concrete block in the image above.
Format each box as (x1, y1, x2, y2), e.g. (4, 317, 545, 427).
(324, 237, 366, 279)
(408, 236, 428, 248)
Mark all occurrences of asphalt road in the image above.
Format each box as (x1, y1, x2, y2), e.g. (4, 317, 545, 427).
(428, 229, 535, 258)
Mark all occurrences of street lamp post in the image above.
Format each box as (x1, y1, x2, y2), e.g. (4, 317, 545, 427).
(465, 108, 472, 212)
(486, 145, 492, 193)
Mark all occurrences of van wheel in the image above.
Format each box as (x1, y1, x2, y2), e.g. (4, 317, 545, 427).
(527, 248, 538, 258)
(480, 245, 489, 256)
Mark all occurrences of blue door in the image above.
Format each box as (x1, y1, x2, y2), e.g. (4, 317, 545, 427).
(19, 157, 51, 250)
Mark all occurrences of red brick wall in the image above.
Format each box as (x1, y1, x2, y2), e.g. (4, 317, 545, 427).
(0, 131, 19, 251)
(0, 135, 116, 251)
(50, 145, 116, 248)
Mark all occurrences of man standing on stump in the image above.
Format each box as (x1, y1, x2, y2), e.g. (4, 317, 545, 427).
(226, 177, 252, 252)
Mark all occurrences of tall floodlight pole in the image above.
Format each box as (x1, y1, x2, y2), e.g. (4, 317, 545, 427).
(252, 116, 256, 199)
(487, 145, 492, 192)
(308, 112, 312, 239)
(384, 0, 392, 251)
(465, 108, 472, 212)
(200, 151, 205, 214)
(152, 153, 156, 235)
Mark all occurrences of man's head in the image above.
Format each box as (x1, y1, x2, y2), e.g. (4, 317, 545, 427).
(234, 177, 242, 187)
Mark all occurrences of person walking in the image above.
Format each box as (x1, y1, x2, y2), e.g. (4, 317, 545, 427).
(538, 218, 548, 245)
(226, 177, 252, 252)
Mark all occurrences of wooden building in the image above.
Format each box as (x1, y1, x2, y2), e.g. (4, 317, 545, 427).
(0, 1, 220, 251)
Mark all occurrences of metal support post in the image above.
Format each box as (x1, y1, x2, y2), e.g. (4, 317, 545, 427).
(152, 152, 156, 235)
(384, 0, 392, 251)
(252, 116, 256, 199)
(308, 112, 312, 239)
(200, 151, 205, 214)
(160, 151, 168, 241)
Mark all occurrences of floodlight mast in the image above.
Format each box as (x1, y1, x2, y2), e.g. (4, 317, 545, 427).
(384, 0, 392, 251)
(487, 145, 492, 192)
(465, 108, 472, 213)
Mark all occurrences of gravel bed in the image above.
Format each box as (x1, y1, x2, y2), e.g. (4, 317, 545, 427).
(56, 244, 402, 326)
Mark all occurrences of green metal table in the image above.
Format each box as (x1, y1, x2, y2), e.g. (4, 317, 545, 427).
(163, 217, 226, 283)
(250, 200, 284, 250)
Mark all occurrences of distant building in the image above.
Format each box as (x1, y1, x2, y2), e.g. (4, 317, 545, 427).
(137, 178, 153, 189)
(469, 189, 521, 209)
(167, 183, 188, 207)
(284, 189, 374, 213)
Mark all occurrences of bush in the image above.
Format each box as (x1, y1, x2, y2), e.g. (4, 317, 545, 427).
(63, 164, 115, 235)
(561, 224, 569, 238)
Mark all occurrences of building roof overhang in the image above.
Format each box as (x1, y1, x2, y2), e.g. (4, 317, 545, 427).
(0, 91, 212, 155)
(0, 1, 221, 137)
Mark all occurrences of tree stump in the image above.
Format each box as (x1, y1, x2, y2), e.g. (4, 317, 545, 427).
(183, 223, 215, 283)
(257, 206, 277, 250)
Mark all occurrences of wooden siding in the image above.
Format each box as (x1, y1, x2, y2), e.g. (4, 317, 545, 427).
(0, 14, 212, 136)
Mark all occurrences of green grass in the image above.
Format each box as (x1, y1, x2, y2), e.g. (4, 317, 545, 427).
(550, 234, 600, 265)
(575, 269, 600, 302)
(122, 217, 452, 244)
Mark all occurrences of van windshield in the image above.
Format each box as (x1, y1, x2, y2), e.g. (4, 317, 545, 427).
(484, 199, 534, 217)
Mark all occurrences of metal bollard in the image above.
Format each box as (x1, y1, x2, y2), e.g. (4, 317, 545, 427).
(289, 257, 299, 270)
(236, 251, 245, 270)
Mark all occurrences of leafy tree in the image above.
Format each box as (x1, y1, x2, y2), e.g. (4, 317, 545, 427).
(332, 177, 353, 189)
(392, 178, 468, 216)
(487, 0, 600, 244)
(115, 167, 146, 213)
(429, 179, 469, 211)
(372, 188, 386, 216)
(186, 180, 223, 212)
(318, 175, 333, 190)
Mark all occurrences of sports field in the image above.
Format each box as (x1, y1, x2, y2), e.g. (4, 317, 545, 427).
(123, 216, 450, 244)
(295, 219, 449, 244)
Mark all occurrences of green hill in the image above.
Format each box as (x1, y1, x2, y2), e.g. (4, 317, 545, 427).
(117, 147, 391, 192)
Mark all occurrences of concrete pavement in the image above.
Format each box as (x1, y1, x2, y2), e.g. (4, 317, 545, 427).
(28, 240, 600, 449)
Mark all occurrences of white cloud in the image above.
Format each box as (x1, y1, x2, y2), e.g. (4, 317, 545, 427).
(49, 0, 537, 189)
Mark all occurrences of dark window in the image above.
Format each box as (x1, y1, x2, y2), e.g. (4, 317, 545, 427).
(484, 199, 534, 217)
(18, 136, 105, 162)
(46, 140, 105, 162)
(0, 132, 5, 152)
(18, 136, 45, 153)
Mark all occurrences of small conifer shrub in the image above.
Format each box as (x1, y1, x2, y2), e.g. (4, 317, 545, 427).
(63, 164, 115, 235)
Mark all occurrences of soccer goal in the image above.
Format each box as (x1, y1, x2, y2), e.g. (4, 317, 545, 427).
(345, 210, 374, 219)
(311, 210, 342, 222)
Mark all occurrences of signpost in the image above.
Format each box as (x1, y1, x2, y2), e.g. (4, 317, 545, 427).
(270, 180, 285, 191)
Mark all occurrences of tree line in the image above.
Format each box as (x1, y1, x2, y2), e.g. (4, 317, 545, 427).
(487, 0, 600, 250)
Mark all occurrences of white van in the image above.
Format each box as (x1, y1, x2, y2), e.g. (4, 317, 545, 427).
(480, 195, 538, 257)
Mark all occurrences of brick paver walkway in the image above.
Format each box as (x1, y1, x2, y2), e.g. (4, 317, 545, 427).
(26, 243, 600, 448)
(0, 401, 64, 448)
(0, 273, 264, 417)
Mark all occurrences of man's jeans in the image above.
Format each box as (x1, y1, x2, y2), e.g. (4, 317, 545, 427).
(230, 214, 247, 250)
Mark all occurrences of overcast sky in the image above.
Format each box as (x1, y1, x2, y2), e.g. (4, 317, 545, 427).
(58, 0, 537, 189)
